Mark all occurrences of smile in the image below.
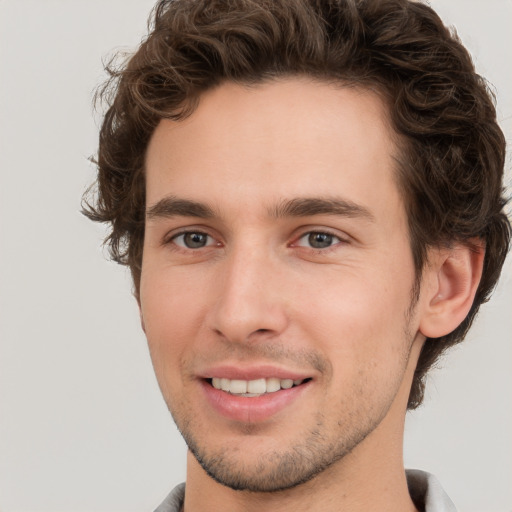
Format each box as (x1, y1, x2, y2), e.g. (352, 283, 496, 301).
(210, 377, 308, 397)
(201, 372, 313, 422)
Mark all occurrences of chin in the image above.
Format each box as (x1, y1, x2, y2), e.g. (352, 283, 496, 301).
(176, 413, 372, 493)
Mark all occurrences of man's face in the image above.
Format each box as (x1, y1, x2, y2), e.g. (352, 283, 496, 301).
(140, 78, 425, 492)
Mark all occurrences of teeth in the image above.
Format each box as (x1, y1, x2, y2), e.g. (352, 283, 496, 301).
(266, 377, 281, 393)
(210, 377, 305, 395)
(247, 378, 266, 394)
(280, 379, 293, 389)
(230, 379, 247, 394)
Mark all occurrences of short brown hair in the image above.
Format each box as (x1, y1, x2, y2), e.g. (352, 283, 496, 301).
(83, 0, 511, 409)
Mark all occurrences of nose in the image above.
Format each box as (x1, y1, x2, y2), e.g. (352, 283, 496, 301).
(206, 244, 289, 344)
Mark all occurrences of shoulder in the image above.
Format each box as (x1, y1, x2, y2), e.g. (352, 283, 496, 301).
(406, 469, 457, 512)
(153, 482, 185, 512)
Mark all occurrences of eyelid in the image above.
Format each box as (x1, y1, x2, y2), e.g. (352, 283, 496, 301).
(162, 226, 222, 248)
(173, 232, 216, 248)
(290, 227, 350, 247)
(160, 225, 350, 251)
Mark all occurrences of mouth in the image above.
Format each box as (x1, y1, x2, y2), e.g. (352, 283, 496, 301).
(207, 377, 312, 397)
(199, 366, 314, 422)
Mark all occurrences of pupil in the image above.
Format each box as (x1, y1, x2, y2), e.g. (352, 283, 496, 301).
(309, 232, 332, 249)
(185, 233, 207, 248)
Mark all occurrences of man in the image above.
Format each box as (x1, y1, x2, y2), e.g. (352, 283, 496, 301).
(83, 0, 510, 510)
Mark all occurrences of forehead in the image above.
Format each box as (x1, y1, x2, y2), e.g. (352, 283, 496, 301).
(145, 78, 403, 223)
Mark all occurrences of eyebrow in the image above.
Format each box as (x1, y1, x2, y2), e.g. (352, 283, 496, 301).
(146, 195, 374, 222)
(146, 196, 216, 220)
(269, 197, 375, 221)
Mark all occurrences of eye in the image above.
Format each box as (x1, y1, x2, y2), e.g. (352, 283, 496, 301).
(171, 231, 216, 249)
(295, 231, 343, 249)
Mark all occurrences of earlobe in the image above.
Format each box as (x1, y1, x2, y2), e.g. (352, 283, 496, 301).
(419, 240, 485, 339)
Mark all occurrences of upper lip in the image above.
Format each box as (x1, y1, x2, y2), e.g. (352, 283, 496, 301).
(197, 363, 313, 381)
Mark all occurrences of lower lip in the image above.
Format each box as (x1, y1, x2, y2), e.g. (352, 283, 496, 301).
(200, 380, 311, 423)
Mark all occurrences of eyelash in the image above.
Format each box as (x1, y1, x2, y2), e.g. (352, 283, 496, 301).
(292, 230, 346, 252)
(165, 228, 348, 254)
(167, 230, 218, 250)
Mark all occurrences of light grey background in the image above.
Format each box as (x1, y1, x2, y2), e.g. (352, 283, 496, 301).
(0, 1, 510, 511)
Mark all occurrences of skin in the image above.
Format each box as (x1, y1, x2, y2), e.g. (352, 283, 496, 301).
(139, 78, 483, 512)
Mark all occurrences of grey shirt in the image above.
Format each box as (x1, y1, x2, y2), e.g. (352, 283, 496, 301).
(153, 469, 457, 511)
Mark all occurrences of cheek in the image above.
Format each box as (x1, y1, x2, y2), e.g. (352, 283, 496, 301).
(140, 269, 209, 383)
(296, 274, 413, 421)
(141, 262, 207, 330)
(294, 269, 413, 372)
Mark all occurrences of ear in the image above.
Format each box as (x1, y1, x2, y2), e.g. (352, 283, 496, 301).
(419, 240, 485, 339)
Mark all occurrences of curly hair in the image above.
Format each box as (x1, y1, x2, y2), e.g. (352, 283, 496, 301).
(83, 0, 511, 409)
